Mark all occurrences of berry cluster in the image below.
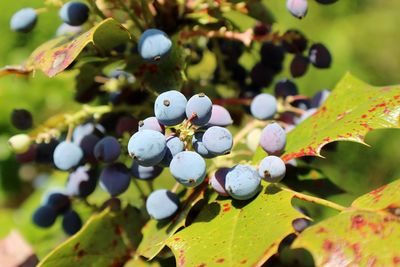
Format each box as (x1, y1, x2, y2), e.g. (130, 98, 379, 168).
(6, 0, 336, 237)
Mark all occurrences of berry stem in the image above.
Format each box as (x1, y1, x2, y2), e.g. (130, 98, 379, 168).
(132, 179, 147, 200)
(171, 182, 181, 193)
(278, 185, 347, 212)
(66, 124, 74, 142)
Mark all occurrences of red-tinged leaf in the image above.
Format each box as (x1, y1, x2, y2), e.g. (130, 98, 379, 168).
(280, 73, 400, 162)
(0, 66, 31, 76)
(293, 179, 400, 267)
(6, 19, 130, 78)
(137, 184, 207, 260)
(165, 184, 303, 267)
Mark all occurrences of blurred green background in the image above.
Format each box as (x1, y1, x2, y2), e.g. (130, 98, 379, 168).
(1, 0, 400, 259)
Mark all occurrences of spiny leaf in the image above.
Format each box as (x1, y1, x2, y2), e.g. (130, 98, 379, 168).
(165, 184, 303, 267)
(271, 73, 400, 162)
(293, 179, 400, 267)
(5, 19, 130, 78)
(38, 206, 143, 267)
(137, 184, 207, 260)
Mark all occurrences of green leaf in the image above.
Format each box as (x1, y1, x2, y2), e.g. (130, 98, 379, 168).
(352, 178, 400, 211)
(137, 184, 207, 260)
(280, 73, 400, 162)
(38, 206, 143, 267)
(292, 179, 400, 267)
(14, 19, 130, 77)
(165, 184, 303, 266)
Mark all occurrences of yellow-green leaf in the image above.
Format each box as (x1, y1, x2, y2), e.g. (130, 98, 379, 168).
(38, 206, 142, 267)
(165, 185, 303, 267)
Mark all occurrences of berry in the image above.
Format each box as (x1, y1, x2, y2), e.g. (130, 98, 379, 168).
(78, 135, 99, 165)
(154, 90, 187, 126)
(292, 99, 311, 111)
(225, 165, 261, 200)
(170, 151, 206, 187)
(109, 70, 135, 84)
(258, 156, 286, 183)
(45, 192, 71, 214)
(246, 128, 262, 152)
(282, 30, 308, 54)
(274, 79, 298, 99)
(59, 2, 90, 26)
(203, 126, 233, 156)
(99, 163, 131, 196)
(160, 136, 185, 167)
(208, 105, 233, 127)
(260, 42, 285, 72)
(32, 206, 57, 228)
(62, 210, 82, 235)
(146, 189, 180, 220)
(56, 23, 82, 36)
(73, 123, 104, 145)
(8, 134, 31, 154)
(250, 93, 277, 120)
(127, 130, 167, 166)
(185, 93, 213, 126)
(53, 141, 83, 170)
(250, 63, 274, 88)
(210, 168, 230, 196)
(309, 43, 332, 68)
(11, 109, 33, 130)
(67, 166, 97, 197)
(36, 139, 59, 164)
(115, 116, 139, 137)
(192, 132, 215, 159)
(286, 0, 308, 19)
(292, 218, 311, 232)
(131, 161, 163, 180)
(290, 54, 309, 78)
(315, 0, 338, 4)
(138, 116, 165, 134)
(311, 89, 330, 108)
(138, 29, 172, 61)
(94, 136, 121, 163)
(260, 123, 286, 155)
(10, 8, 37, 33)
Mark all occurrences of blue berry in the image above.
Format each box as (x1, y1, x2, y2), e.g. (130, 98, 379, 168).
(10, 8, 37, 33)
(59, 1, 89, 26)
(250, 93, 277, 120)
(67, 166, 97, 197)
(208, 105, 233, 127)
(309, 43, 332, 68)
(185, 93, 213, 126)
(138, 29, 172, 61)
(131, 161, 163, 180)
(258, 156, 286, 183)
(202, 126, 233, 155)
(53, 141, 83, 170)
(62, 210, 82, 235)
(45, 192, 71, 214)
(160, 136, 185, 167)
(311, 89, 330, 108)
(32, 205, 57, 228)
(260, 123, 286, 155)
(192, 132, 215, 159)
(127, 130, 166, 166)
(210, 168, 230, 196)
(138, 116, 165, 133)
(154, 90, 187, 126)
(286, 0, 308, 19)
(99, 163, 131, 196)
(94, 136, 121, 163)
(170, 151, 206, 187)
(56, 23, 82, 36)
(146, 189, 180, 220)
(225, 165, 261, 200)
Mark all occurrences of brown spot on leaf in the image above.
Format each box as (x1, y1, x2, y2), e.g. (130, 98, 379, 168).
(240, 259, 247, 264)
(216, 258, 225, 263)
(77, 250, 85, 259)
(369, 185, 387, 202)
(351, 215, 366, 230)
(73, 242, 80, 251)
(393, 256, 400, 265)
(316, 227, 328, 234)
(114, 225, 123, 236)
(222, 203, 231, 212)
(322, 240, 334, 251)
